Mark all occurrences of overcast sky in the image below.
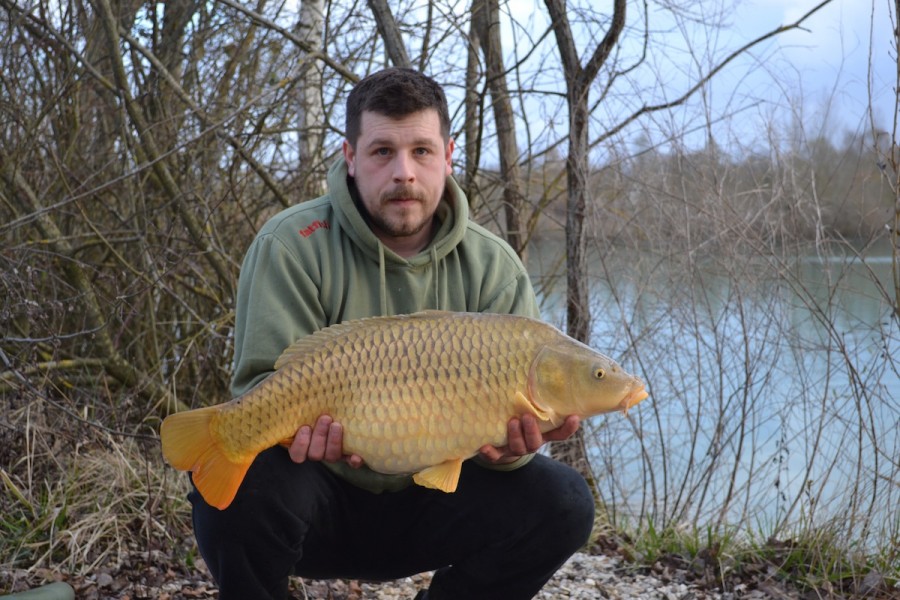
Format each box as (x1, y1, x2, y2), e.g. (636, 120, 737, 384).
(733, 0, 895, 132)
(489, 0, 895, 154)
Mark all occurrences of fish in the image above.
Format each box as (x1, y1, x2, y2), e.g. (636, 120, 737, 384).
(160, 310, 648, 510)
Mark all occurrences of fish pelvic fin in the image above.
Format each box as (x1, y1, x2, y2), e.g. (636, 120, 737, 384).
(413, 458, 464, 493)
(160, 406, 252, 510)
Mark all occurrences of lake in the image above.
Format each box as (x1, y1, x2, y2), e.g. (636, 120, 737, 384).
(528, 236, 899, 547)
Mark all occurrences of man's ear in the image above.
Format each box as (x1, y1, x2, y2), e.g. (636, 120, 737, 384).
(444, 137, 455, 176)
(343, 139, 356, 177)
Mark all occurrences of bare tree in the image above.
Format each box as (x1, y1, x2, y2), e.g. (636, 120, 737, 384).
(533, 0, 840, 482)
(296, 0, 329, 198)
(368, 0, 411, 67)
(469, 0, 527, 257)
(543, 0, 626, 344)
(875, 0, 900, 317)
(537, 0, 626, 486)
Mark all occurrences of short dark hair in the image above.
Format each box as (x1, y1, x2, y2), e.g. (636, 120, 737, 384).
(345, 68, 451, 147)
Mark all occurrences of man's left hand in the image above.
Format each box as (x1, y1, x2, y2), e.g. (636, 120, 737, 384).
(478, 414, 580, 464)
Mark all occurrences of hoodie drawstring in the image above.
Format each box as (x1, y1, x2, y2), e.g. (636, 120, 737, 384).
(376, 243, 443, 315)
(431, 246, 440, 308)
(378, 243, 387, 316)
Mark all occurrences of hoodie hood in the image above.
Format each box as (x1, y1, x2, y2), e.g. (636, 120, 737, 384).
(327, 158, 468, 269)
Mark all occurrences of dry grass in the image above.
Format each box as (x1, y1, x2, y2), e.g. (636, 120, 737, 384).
(0, 397, 193, 579)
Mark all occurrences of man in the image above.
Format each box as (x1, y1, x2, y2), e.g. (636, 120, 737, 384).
(190, 67, 595, 600)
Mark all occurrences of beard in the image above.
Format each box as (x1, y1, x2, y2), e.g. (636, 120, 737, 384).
(365, 185, 437, 238)
(368, 209, 431, 238)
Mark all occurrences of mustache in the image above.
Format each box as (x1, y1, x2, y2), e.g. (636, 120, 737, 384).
(380, 186, 425, 203)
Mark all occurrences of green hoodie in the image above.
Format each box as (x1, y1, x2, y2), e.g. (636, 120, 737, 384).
(230, 159, 540, 492)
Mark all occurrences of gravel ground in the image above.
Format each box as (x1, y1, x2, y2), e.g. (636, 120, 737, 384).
(0, 551, 771, 599)
(304, 552, 799, 600)
(4, 547, 895, 599)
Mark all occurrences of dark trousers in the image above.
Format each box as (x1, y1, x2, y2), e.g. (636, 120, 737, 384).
(190, 448, 595, 600)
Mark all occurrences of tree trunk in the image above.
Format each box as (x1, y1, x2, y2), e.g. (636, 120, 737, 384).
(367, 0, 411, 67)
(296, 0, 328, 198)
(471, 0, 526, 258)
(542, 0, 627, 485)
(892, 0, 900, 319)
(463, 7, 483, 211)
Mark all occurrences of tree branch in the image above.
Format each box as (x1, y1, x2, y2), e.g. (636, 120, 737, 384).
(94, 0, 233, 289)
(596, 0, 837, 146)
(0, 160, 184, 413)
(214, 0, 359, 82)
(367, 0, 412, 68)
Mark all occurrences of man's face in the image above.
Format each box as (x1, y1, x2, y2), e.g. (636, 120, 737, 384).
(343, 109, 454, 256)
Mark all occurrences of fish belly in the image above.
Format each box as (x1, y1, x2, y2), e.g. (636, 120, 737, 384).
(337, 388, 514, 474)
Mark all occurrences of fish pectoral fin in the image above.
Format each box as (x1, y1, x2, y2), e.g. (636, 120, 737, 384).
(413, 458, 464, 493)
(514, 391, 552, 422)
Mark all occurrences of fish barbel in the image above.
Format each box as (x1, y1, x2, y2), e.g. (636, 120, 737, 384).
(160, 311, 648, 509)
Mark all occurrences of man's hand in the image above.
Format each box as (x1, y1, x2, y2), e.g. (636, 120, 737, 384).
(288, 415, 364, 468)
(478, 414, 580, 464)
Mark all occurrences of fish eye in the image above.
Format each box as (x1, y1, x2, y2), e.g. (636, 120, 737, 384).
(594, 368, 606, 380)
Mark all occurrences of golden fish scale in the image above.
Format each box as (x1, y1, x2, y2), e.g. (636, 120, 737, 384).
(211, 314, 557, 472)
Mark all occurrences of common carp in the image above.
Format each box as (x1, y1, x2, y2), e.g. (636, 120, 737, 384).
(160, 311, 648, 510)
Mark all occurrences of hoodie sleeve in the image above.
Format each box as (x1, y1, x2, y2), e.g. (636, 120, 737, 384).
(231, 233, 325, 397)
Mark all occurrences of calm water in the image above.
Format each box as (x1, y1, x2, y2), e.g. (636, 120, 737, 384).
(529, 237, 899, 543)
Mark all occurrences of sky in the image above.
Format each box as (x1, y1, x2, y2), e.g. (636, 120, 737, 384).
(493, 0, 897, 155)
(732, 0, 895, 135)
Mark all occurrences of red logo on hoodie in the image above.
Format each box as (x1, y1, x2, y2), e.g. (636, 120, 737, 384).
(298, 220, 330, 238)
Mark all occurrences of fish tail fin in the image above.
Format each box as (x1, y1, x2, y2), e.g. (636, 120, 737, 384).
(160, 406, 252, 510)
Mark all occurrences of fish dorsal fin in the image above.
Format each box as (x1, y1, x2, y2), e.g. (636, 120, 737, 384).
(413, 457, 464, 492)
(273, 317, 383, 370)
(273, 312, 455, 370)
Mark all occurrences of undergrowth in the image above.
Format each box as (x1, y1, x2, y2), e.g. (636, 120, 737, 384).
(601, 516, 900, 598)
(2, 399, 898, 598)
(0, 399, 192, 578)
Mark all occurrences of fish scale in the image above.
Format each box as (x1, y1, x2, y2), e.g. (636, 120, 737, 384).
(160, 311, 648, 510)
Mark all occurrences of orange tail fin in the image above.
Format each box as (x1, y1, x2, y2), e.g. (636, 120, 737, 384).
(160, 406, 253, 510)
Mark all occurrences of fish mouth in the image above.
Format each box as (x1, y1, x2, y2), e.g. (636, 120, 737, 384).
(618, 384, 649, 416)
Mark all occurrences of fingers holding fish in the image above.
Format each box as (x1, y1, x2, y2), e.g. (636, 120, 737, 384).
(289, 415, 362, 466)
(479, 414, 581, 464)
(541, 415, 580, 443)
(508, 413, 544, 455)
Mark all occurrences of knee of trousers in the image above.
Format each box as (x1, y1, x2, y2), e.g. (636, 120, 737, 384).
(189, 450, 323, 557)
(190, 484, 307, 557)
(529, 459, 597, 550)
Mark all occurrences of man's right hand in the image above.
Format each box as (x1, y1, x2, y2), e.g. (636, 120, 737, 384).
(288, 414, 364, 468)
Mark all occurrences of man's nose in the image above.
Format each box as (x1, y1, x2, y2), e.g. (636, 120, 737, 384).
(392, 153, 416, 182)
